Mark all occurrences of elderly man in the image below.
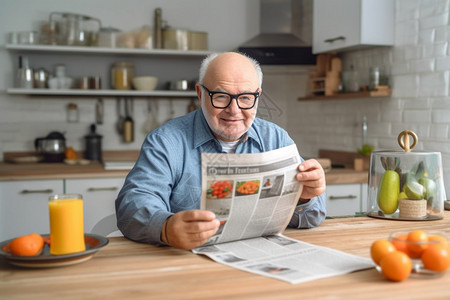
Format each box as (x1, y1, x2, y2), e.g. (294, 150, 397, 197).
(115, 52, 326, 250)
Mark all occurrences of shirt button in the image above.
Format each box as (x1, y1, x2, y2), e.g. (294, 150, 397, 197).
(297, 207, 303, 212)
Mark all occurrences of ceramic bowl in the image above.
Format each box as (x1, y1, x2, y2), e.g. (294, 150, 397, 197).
(132, 76, 158, 91)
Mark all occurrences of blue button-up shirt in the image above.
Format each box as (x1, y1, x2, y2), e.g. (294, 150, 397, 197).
(115, 109, 326, 245)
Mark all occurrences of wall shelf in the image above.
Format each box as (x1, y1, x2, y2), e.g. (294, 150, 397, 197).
(6, 88, 197, 98)
(5, 44, 211, 98)
(5, 44, 213, 57)
(298, 90, 391, 101)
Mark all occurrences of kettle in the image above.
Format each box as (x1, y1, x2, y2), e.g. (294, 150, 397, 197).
(34, 131, 66, 162)
(85, 124, 102, 161)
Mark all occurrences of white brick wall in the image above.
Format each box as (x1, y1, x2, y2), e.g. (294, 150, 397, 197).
(287, 0, 450, 197)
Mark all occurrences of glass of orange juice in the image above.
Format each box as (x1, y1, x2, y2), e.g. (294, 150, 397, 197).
(48, 194, 86, 255)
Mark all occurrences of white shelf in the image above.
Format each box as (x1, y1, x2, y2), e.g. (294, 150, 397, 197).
(6, 88, 197, 98)
(5, 44, 213, 57)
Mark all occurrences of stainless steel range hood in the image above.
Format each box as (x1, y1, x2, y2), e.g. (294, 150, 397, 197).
(239, 0, 316, 65)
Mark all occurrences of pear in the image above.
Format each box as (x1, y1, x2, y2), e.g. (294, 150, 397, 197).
(377, 170, 400, 214)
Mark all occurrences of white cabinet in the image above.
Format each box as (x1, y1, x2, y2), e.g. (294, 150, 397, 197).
(65, 177, 125, 234)
(326, 184, 364, 217)
(313, 0, 394, 54)
(0, 180, 63, 241)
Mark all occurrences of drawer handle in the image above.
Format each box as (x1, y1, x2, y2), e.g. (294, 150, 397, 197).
(329, 195, 357, 200)
(324, 36, 346, 43)
(21, 189, 54, 194)
(87, 187, 119, 192)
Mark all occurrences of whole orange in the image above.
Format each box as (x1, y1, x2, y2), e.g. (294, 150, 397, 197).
(391, 233, 409, 255)
(407, 230, 428, 258)
(380, 251, 412, 281)
(371, 239, 396, 265)
(421, 245, 450, 273)
(428, 235, 450, 251)
(9, 233, 44, 256)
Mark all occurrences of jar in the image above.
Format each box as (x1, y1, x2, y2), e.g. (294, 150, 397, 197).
(67, 103, 79, 123)
(111, 62, 134, 90)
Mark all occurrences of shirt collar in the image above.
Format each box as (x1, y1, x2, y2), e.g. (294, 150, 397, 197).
(192, 109, 262, 149)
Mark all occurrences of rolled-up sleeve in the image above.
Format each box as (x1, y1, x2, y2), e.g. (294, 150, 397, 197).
(288, 192, 327, 228)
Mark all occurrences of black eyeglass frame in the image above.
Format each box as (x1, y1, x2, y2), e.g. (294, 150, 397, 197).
(200, 84, 260, 110)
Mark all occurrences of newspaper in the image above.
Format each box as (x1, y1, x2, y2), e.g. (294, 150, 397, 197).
(193, 144, 374, 284)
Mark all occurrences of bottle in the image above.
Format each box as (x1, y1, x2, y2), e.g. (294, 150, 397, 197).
(362, 115, 368, 146)
(154, 8, 162, 49)
(369, 67, 380, 90)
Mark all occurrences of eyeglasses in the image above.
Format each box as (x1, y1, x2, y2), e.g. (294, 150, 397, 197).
(201, 85, 259, 109)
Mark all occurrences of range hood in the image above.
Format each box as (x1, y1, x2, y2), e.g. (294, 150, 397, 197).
(239, 0, 316, 65)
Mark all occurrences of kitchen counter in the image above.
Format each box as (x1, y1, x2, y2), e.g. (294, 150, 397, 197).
(0, 161, 368, 184)
(0, 150, 368, 183)
(1, 212, 450, 299)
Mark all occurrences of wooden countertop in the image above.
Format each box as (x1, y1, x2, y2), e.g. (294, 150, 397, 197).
(2, 212, 450, 299)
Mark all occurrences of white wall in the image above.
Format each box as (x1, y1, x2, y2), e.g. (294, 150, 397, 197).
(0, 0, 260, 155)
(287, 0, 450, 196)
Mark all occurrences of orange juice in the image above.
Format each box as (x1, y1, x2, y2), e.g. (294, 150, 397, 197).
(48, 194, 85, 255)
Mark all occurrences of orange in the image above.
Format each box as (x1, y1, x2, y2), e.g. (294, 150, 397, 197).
(407, 230, 428, 258)
(391, 233, 409, 255)
(421, 246, 450, 273)
(370, 239, 396, 265)
(428, 235, 450, 251)
(65, 147, 78, 160)
(9, 233, 44, 256)
(380, 251, 412, 281)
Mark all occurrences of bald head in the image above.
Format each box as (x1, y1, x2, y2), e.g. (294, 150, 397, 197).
(198, 52, 263, 89)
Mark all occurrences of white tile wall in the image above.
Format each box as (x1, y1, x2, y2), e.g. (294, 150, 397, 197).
(287, 0, 450, 196)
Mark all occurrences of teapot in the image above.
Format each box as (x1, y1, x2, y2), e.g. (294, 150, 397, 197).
(34, 131, 66, 162)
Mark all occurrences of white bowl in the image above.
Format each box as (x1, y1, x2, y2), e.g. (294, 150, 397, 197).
(132, 76, 158, 91)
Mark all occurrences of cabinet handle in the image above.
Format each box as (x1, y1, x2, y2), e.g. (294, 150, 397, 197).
(87, 187, 119, 192)
(329, 195, 357, 200)
(324, 36, 346, 43)
(20, 189, 54, 194)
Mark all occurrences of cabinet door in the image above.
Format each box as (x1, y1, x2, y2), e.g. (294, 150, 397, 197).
(326, 184, 361, 217)
(65, 177, 125, 233)
(0, 180, 63, 241)
(361, 183, 368, 213)
(313, 0, 394, 54)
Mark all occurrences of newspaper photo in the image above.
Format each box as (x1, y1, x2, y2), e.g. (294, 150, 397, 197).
(193, 144, 374, 284)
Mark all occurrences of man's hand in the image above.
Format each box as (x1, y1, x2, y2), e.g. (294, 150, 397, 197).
(296, 159, 326, 200)
(163, 210, 220, 250)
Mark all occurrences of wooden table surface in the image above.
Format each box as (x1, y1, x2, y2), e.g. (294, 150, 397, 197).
(2, 213, 450, 300)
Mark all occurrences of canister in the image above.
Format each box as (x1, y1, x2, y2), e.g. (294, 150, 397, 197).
(367, 130, 446, 220)
(111, 62, 134, 90)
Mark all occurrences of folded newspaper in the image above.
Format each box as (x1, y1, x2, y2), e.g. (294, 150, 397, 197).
(193, 144, 374, 284)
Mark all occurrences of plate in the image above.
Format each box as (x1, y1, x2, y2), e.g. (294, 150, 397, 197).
(367, 211, 443, 221)
(0, 233, 109, 268)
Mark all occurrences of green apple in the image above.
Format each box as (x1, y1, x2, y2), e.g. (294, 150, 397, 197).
(404, 181, 425, 200)
(398, 191, 408, 200)
(418, 177, 436, 200)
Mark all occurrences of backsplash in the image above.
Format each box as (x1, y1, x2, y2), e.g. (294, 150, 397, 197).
(287, 0, 450, 196)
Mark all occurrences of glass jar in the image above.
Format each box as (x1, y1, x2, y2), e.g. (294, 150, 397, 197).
(111, 62, 134, 90)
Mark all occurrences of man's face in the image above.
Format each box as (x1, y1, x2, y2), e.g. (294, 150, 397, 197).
(197, 53, 260, 142)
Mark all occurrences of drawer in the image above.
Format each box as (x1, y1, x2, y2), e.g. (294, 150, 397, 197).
(326, 184, 362, 217)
